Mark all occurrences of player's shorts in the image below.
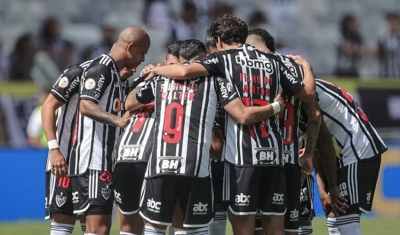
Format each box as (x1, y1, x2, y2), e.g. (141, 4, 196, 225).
(112, 162, 147, 215)
(211, 160, 225, 204)
(70, 169, 114, 215)
(337, 155, 381, 215)
(139, 175, 214, 227)
(45, 172, 74, 219)
(255, 210, 262, 231)
(223, 162, 286, 215)
(299, 175, 315, 221)
(284, 164, 301, 232)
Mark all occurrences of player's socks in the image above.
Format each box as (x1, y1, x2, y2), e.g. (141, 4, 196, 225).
(50, 222, 74, 235)
(327, 217, 341, 235)
(336, 214, 361, 235)
(209, 212, 227, 235)
(80, 223, 86, 235)
(167, 226, 175, 235)
(120, 232, 137, 235)
(144, 225, 166, 235)
(299, 226, 313, 235)
(186, 227, 208, 235)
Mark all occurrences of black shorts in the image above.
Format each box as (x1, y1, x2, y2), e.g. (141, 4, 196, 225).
(45, 172, 74, 219)
(211, 160, 225, 204)
(337, 155, 381, 215)
(139, 175, 214, 227)
(299, 175, 315, 221)
(112, 162, 147, 215)
(70, 169, 114, 215)
(224, 163, 286, 215)
(284, 164, 301, 232)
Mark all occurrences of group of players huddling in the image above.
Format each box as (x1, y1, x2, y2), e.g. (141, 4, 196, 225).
(42, 14, 387, 235)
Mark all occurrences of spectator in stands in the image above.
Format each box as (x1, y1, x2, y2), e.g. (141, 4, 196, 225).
(247, 10, 268, 28)
(26, 89, 50, 148)
(58, 41, 77, 71)
(9, 33, 35, 81)
(211, 2, 234, 21)
(166, 0, 199, 46)
(143, 0, 172, 28)
(35, 17, 67, 70)
(377, 12, 400, 78)
(89, 24, 116, 58)
(334, 14, 364, 77)
(0, 37, 9, 81)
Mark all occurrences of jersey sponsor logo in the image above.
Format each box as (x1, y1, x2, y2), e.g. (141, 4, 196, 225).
(282, 151, 291, 164)
(158, 156, 182, 172)
(255, 148, 277, 163)
(58, 76, 69, 88)
(101, 186, 111, 200)
(72, 191, 79, 204)
(300, 187, 309, 202)
(114, 190, 122, 204)
(216, 77, 229, 99)
(55, 193, 67, 207)
(272, 193, 284, 205)
(289, 209, 299, 220)
(85, 78, 96, 90)
(235, 55, 274, 73)
(366, 191, 371, 204)
(339, 182, 349, 197)
(301, 207, 310, 216)
(65, 77, 80, 99)
(120, 145, 142, 159)
(147, 198, 161, 213)
(280, 66, 298, 84)
(281, 57, 299, 77)
(193, 202, 208, 215)
(235, 193, 251, 206)
(200, 57, 219, 65)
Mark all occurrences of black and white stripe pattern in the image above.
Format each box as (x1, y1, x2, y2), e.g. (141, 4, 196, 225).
(88, 169, 99, 199)
(346, 162, 359, 206)
(69, 54, 128, 176)
(378, 34, 400, 77)
(336, 214, 360, 226)
(48, 173, 57, 206)
(50, 222, 74, 234)
(316, 79, 387, 168)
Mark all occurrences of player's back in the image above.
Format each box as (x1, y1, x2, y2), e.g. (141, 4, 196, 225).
(315, 79, 387, 166)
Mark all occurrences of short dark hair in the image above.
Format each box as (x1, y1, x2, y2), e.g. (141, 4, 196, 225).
(207, 14, 248, 45)
(179, 39, 206, 61)
(204, 35, 217, 53)
(248, 28, 276, 52)
(166, 40, 183, 58)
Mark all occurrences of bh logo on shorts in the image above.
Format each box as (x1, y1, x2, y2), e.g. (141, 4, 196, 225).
(235, 193, 251, 206)
(158, 156, 182, 172)
(272, 193, 284, 205)
(339, 182, 349, 197)
(193, 202, 208, 215)
(147, 198, 161, 213)
(255, 148, 277, 164)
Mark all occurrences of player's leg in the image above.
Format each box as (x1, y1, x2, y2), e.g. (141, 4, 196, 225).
(46, 173, 77, 235)
(140, 175, 177, 235)
(225, 164, 260, 235)
(180, 176, 214, 235)
(259, 166, 286, 235)
(209, 160, 227, 235)
(284, 164, 301, 235)
(298, 175, 316, 235)
(335, 155, 381, 235)
(113, 162, 147, 235)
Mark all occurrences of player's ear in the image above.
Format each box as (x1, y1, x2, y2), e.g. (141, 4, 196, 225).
(127, 42, 134, 55)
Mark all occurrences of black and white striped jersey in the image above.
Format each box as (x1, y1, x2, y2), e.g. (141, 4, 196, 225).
(316, 79, 387, 167)
(195, 44, 305, 166)
(135, 75, 238, 178)
(114, 103, 155, 164)
(69, 54, 129, 176)
(45, 60, 91, 172)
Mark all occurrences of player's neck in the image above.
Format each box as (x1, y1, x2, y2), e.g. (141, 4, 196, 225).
(221, 43, 242, 51)
(108, 49, 125, 73)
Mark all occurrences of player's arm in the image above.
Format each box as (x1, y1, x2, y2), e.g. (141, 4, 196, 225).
(146, 53, 225, 80)
(79, 65, 132, 128)
(216, 77, 284, 125)
(303, 100, 321, 157)
(287, 55, 316, 101)
(125, 79, 155, 110)
(125, 73, 152, 111)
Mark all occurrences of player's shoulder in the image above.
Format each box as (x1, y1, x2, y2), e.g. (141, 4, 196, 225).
(64, 64, 85, 77)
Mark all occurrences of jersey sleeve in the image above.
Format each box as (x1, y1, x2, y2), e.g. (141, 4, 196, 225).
(214, 76, 238, 107)
(80, 64, 112, 104)
(129, 72, 149, 92)
(51, 65, 83, 103)
(136, 79, 156, 104)
(195, 52, 225, 77)
(278, 55, 305, 96)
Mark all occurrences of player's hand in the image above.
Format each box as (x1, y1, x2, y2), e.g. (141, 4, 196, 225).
(274, 88, 285, 113)
(287, 54, 311, 69)
(140, 64, 155, 76)
(320, 193, 332, 212)
(299, 148, 313, 180)
(117, 111, 134, 128)
(329, 186, 348, 215)
(50, 148, 68, 178)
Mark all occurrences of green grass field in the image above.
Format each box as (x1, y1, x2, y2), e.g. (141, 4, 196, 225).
(0, 217, 398, 235)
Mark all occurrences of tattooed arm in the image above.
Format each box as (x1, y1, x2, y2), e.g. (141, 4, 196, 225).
(125, 85, 146, 111)
(304, 100, 321, 155)
(80, 100, 131, 128)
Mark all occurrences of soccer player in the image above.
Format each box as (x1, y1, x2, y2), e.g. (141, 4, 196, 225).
(143, 15, 316, 235)
(42, 60, 93, 235)
(113, 41, 181, 235)
(126, 39, 285, 235)
(68, 26, 150, 235)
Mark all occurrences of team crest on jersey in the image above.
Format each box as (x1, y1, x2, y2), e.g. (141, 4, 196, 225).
(55, 193, 67, 207)
(226, 82, 232, 92)
(255, 147, 277, 164)
(58, 76, 69, 88)
(101, 187, 112, 200)
(85, 78, 96, 90)
(158, 156, 182, 172)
